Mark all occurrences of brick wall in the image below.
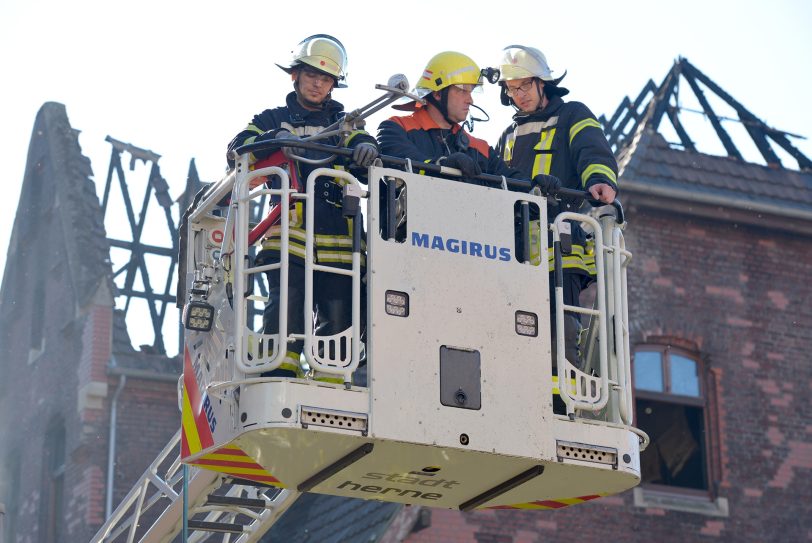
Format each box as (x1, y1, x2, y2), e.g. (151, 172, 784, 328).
(0, 106, 183, 543)
(111, 378, 180, 509)
(0, 235, 92, 543)
(401, 203, 812, 542)
(0, 250, 179, 543)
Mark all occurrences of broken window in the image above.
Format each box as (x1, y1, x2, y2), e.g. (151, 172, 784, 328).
(634, 345, 710, 492)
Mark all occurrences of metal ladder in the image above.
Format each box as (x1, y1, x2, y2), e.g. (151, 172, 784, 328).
(90, 430, 301, 543)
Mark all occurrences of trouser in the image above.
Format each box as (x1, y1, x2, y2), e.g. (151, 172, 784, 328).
(549, 271, 584, 372)
(261, 262, 353, 381)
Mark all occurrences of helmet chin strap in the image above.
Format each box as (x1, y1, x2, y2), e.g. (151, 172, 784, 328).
(428, 88, 456, 128)
(534, 79, 547, 111)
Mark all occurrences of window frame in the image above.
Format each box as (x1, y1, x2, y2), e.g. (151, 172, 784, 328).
(633, 344, 705, 406)
(632, 342, 721, 505)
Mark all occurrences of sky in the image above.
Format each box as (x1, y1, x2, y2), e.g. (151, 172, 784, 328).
(1, 0, 811, 352)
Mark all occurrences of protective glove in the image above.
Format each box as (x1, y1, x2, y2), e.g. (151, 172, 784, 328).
(352, 142, 379, 168)
(531, 173, 562, 196)
(443, 152, 482, 178)
(273, 129, 306, 159)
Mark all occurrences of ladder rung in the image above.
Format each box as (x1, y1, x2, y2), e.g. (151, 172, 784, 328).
(206, 495, 268, 509)
(188, 520, 244, 534)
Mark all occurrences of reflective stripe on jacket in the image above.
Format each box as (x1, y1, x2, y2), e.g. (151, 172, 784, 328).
(496, 97, 617, 276)
(227, 92, 376, 269)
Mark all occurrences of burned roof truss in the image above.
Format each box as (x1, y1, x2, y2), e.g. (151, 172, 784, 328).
(601, 57, 811, 171)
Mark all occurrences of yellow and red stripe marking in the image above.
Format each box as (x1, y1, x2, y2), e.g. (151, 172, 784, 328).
(187, 445, 284, 488)
(178, 344, 282, 487)
(487, 494, 604, 510)
(181, 345, 214, 458)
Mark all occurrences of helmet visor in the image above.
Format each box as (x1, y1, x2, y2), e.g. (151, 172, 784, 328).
(450, 83, 483, 94)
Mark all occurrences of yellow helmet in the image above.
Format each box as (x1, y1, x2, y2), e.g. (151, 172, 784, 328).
(498, 45, 555, 82)
(415, 51, 483, 97)
(277, 34, 348, 88)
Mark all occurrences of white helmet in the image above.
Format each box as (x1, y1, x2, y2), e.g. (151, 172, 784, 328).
(277, 34, 348, 88)
(496, 45, 568, 105)
(498, 45, 556, 82)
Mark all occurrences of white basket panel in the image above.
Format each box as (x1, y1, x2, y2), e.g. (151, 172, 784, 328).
(562, 365, 603, 404)
(241, 329, 282, 372)
(311, 327, 354, 369)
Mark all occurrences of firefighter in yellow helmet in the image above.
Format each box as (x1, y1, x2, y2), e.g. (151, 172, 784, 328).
(494, 45, 619, 372)
(226, 34, 378, 382)
(377, 51, 517, 184)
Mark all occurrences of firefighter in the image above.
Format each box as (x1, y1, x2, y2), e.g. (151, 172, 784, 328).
(494, 45, 618, 370)
(377, 51, 518, 183)
(227, 34, 379, 382)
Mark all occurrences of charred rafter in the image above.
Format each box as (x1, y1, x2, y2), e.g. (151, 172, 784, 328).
(600, 57, 811, 171)
(101, 136, 178, 354)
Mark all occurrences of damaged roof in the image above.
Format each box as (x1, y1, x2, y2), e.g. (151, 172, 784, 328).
(617, 128, 812, 221)
(263, 494, 403, 543)
(0, 102, 114, 309)
(603, 58, 812, 229)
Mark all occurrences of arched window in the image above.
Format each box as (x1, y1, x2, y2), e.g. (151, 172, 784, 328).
(633, 344, 710, 492)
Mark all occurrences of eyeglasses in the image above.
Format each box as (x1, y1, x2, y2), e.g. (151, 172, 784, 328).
(505, 80, 536, 97)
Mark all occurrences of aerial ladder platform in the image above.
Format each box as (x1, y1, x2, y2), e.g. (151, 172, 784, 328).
(91, 78, 646, 542)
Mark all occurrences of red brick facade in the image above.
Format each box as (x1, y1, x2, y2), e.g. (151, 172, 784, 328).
(0, 104, 180, 543)
(0, 290, 179, 542)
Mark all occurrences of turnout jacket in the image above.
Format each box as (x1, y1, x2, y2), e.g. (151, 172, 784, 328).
(377, 107, 518, 183)
(495, 96, 618, 276)
(227, 92, 378, 269)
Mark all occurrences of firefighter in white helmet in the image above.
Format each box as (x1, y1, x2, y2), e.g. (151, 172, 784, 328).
(227, 34, 378, 382)
(377, 51, 517, 184)
(494, 45, 619, 373)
